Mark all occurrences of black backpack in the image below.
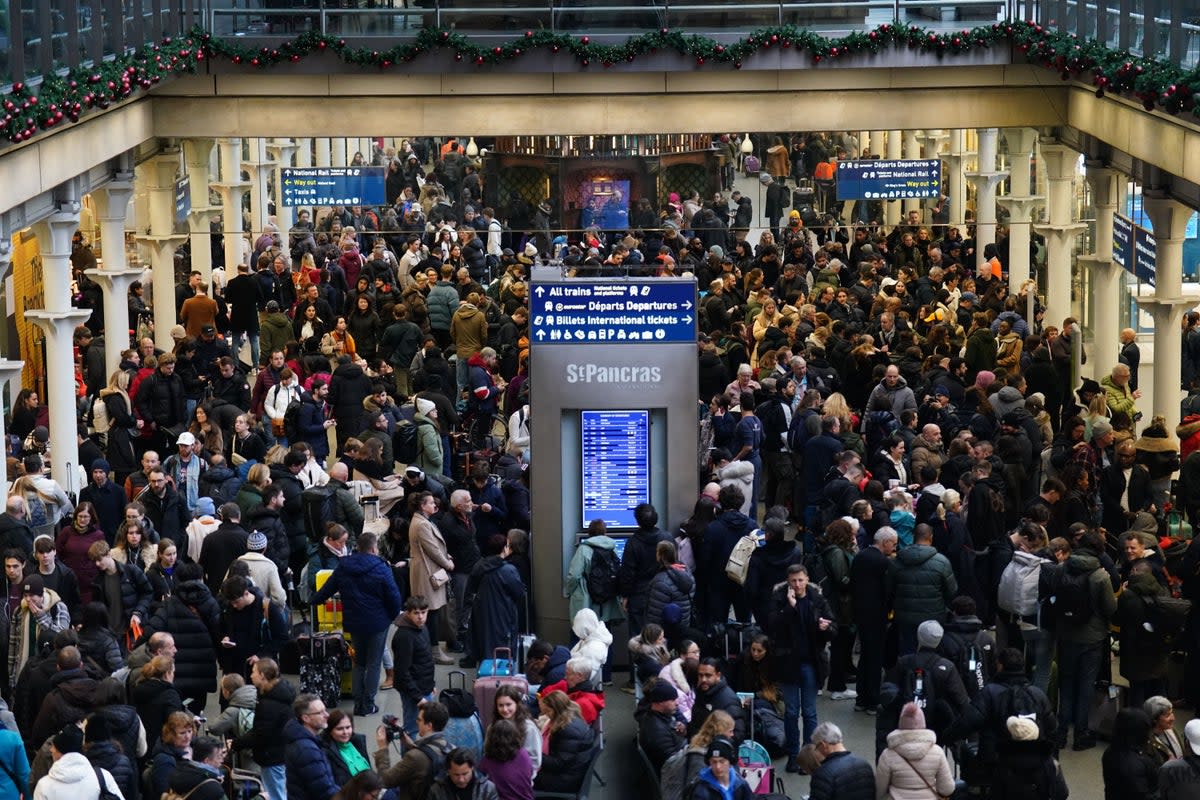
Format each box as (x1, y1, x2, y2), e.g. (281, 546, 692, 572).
(94, 768, 122, 800)
(394, 419, 432, 465)
(1051, 566, 1094, 624)
(1000, 683, 1046, 735)
(417, 742, 449, 800)
(585, 542, 620, 604)
(301, 485, 341, 540)
(283, 398, 303, 443)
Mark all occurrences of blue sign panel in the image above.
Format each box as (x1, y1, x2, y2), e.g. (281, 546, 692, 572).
(1113, 212, 1132, 269)
(530, 282, 697, 344)
(280, 167, 387, 207)
(1134, 226, 1157, 286)
(175, 176, 191, 225)
(581, 410, 650, 529)
(836, 159, 942, 200)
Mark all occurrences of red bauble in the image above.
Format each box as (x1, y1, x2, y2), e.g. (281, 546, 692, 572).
(581, 36, 589, 45)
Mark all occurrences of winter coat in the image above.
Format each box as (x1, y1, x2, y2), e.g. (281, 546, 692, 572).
(165, 760, 226, 800)
(409, 512, 453, 610)
(135, 369, 187, 429)
(392, 613, 435, 700)
(944, 669, 1056, 765)
(809, 749, 876, 800)
(570, 608, 614, 678)
(714, 461, 755, 516)
(534, 718, 595, 794)
(319, 731, 371, 788)
(468, 555, 526, 659)
(131, 676, 185, 750)
(703, 509, 756, 586)
(347, 309, 383, 360)
(646, 564, 695, 628)
(208, 683, 259, 737)
(1102, 743, 1160, 800)
(636, 706, 686, 771)
(312, 551, 402, 636)
(218, 586, 290, 676)
(747, 540, 805, 626)
(91, 560, 153, 627)
(85, 739, 139, 800)
(1117, 570, 1170, 682)
(688, 676, 747, 744)
(76, 625, 124, 674)
(892, 544, 957, 625)
(616, 526, 673, 615)
(451, 303, 489, 359)
(426, 280, 461, 331)
(259, 312, 293, 361)
(56, 524, 105, 604)
(234, 551, 286, 607)
(1054, 552, 1117, 645)
(565, 536, 626, 624)
(876, 728, 956, 800)
(32, 752, 120, 800)
(964, 328, 998, 379)
(1158, 754, 1200, 800)
(234, 679, 296, 766)
(866, 376, 918, 419)
(139, 579, 220, 700)
(31, 668, 98, 745)
(246, 507, 290, 577)
(768, 583, 837, 686)
(284, 718, 341, 800)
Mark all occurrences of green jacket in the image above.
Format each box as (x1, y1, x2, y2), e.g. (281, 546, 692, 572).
(891, 544, 958, 625)
(566, 536, 626, 624)
(260, 312, 293, 360)
(1101, 374, 1138, 418)
(964, 328, 997, 377)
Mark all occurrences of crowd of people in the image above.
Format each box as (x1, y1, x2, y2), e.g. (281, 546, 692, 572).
(2, 131, 1199, 800)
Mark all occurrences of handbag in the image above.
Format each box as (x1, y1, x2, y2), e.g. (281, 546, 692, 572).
(896, 751, 949, 800)
(430, 567, 450, 589)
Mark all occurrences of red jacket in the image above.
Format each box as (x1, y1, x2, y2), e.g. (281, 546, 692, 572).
(541, 679, 606, 724)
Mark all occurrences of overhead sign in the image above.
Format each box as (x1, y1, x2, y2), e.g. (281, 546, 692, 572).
(836, 158, 942, 200)
(1113, 212, 1132, 269)
(1114, 212, 1155, 286)
(174, 176, 191, 224)
(530, 281, 697, 344)
(280, 167, 387, 207)
(1134, 226, 1157, 286)
(581, 410, 650, 529)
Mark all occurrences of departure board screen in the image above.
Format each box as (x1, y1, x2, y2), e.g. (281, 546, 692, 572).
(581, 410, 650, 528)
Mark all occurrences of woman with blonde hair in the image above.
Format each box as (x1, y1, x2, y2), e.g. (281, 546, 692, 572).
(236, 462, 272, 520)
(98, 368, 139, 483)
(662, 710, 736, 800)
(751, 298, 782, 370)
(534, 691, 595, 794)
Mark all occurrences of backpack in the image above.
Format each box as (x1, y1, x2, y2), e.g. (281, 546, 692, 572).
(90, 395, 111, 437)
(417, 742, 449, 800)
(393, 419, 431, 465)
(283, 397, 303, 442)
(1148, 595, 1193, 642)
(725, 531, 760, 586)
(301, 485, 341, 540)
(786, 408, 816, 453)
(1000, 682, 1046, 734)
(998, 551, 1049, 617)
(1050, 566, 1094, 623)
(585, 542, 620, 605)
(662, 749, 705, 800)
(752, 701, 787, 757)
(24, 491, 49, 528)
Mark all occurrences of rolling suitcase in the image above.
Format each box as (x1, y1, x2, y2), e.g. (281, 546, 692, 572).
(792, 179, 815, 209)
(305, 571, 354, 704)
(735, 691, 777, 795)
(474, 648, 530, 728)
(441, 673, 485, 760)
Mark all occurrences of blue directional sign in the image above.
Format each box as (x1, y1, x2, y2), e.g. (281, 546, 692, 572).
(175, 176, 191, 225)
(530, 282, 698, 344)
(836, 159, 942, 200)
(1114, 212, 1155, 286)
(280, 167, 387, 207)
(1113, 212, 1133, 269)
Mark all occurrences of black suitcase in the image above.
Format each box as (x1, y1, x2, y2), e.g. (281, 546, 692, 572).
(793, 179, 816, 208)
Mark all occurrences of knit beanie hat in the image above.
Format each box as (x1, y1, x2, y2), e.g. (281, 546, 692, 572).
(917, 620, 944, 650)
(416, 398, 436, 417)
(1007, 716, 1040, 741)
(898, 702, 926, 730)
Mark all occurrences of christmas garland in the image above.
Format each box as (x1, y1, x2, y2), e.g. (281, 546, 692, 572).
(2, 20, 1199, 143)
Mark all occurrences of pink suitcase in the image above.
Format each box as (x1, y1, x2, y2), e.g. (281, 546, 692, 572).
(473, 648, 530, 728)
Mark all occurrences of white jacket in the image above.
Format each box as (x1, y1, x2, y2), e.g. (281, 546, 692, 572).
(233, 552, 287, 607)
(875, 728, 955, 800)
(570, 608, 613, 681)
(34, 752, 124, 800)
(264, 381, 301, 422)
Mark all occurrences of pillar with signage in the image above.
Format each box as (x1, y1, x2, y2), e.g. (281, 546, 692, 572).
(528, 274, 698, 642)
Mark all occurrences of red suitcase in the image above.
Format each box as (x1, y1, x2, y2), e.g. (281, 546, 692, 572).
(473, 648, 530, 728)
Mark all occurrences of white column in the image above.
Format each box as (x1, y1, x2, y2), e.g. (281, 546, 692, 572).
(1079, 165, 1124, 381)
(243, 138, 276, 237)
(212, 138, 252, 274)
(136, 151, 189, 352)
(28, 206, 91, 493)
(0, 243, 24, 489)
(296, 138, 313, 169)
(183, 139, 218, 285)
(999, 128, 1043, 291)
(885, 131, 902, 227)
(965, 128, 1008, 276)
(266, 138, 298, 244)
(333, 139, 347, 167)
(1142, 194, 1197, 433)
(316, 138, 332, 168)
(902, 129, 922, 217)
(946, 129, 969, 227)
(87, 177, 141, 376)
(1034, 141, 1087, 331)
(859, 131, 871, 157)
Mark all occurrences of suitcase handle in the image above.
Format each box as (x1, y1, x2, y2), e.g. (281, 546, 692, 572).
(490, 648, 514, 676)
(448, 670, 468, 690)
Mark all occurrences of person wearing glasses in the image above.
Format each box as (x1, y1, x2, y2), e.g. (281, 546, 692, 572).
(285, 692, 341, 800)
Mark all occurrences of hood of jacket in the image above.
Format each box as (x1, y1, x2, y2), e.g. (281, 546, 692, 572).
(1128, 511, 1160, 538)
(260, 312, 291, 333)
(333, 362, 365, 381)
(49, 668, 96, 704)
(45, 752, 99, 787)
(885, 727, 940, 759)
(896, 544, 939, 567)
(572, 607, 614, 645)
(665, 563, 696, 592)
(475, 554, 508, 575)
(338, 552, 388, 580)
(175, 579, 214, 607)
(1065, 552, 1101, 575)
(454, 303, 481, 320)
(716, 460, 754, 481)
(755, 539, 800, 568)
(583, 535, 616, 553)
(228, 683, 259, 709)
(943, 614, 983, 636)
(467, 352, 489, 369)
(204, 463, 236, 483)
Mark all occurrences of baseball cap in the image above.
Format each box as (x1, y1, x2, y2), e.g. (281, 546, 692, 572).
(176, 431, 196, 447)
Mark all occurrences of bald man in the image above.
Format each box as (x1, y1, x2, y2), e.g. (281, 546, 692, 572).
(325, 462, 365, 534)
(1118, 328, 1140, 392)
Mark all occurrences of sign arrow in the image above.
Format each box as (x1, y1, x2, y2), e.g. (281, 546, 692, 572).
(535, 286, 545, 297)
(682, 300, 693, 310)
(683, 315, 693, 324)
(535, 329, 545, 339)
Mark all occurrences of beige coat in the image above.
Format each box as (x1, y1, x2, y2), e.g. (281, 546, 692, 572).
(875, 728, 955, 800)
(408, 513, 453, 610)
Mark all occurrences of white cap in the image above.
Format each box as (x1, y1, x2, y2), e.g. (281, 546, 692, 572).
(176, 432, 196, 446)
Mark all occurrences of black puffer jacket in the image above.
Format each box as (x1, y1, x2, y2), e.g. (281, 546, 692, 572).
(234, 679, 296, 766)
(534, 718, 595, 794)
(809, 750, 877, 800)
(131, 677, 185, 750)
(267, 465, 306, 546)
(135, 369, 187, 429)
(689, 677, 748, 744)
(92, 560, 153, 627)
(140, 579, 220, 701)
(615, 527, 673, 613)
(96, 704, 143, 768)
(86, 740, 139, 800)
(391, 614, 435, 699)
(645, 564, 695, 627)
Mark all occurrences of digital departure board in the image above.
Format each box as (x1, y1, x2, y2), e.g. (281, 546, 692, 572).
(581, 410, 650, 528)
